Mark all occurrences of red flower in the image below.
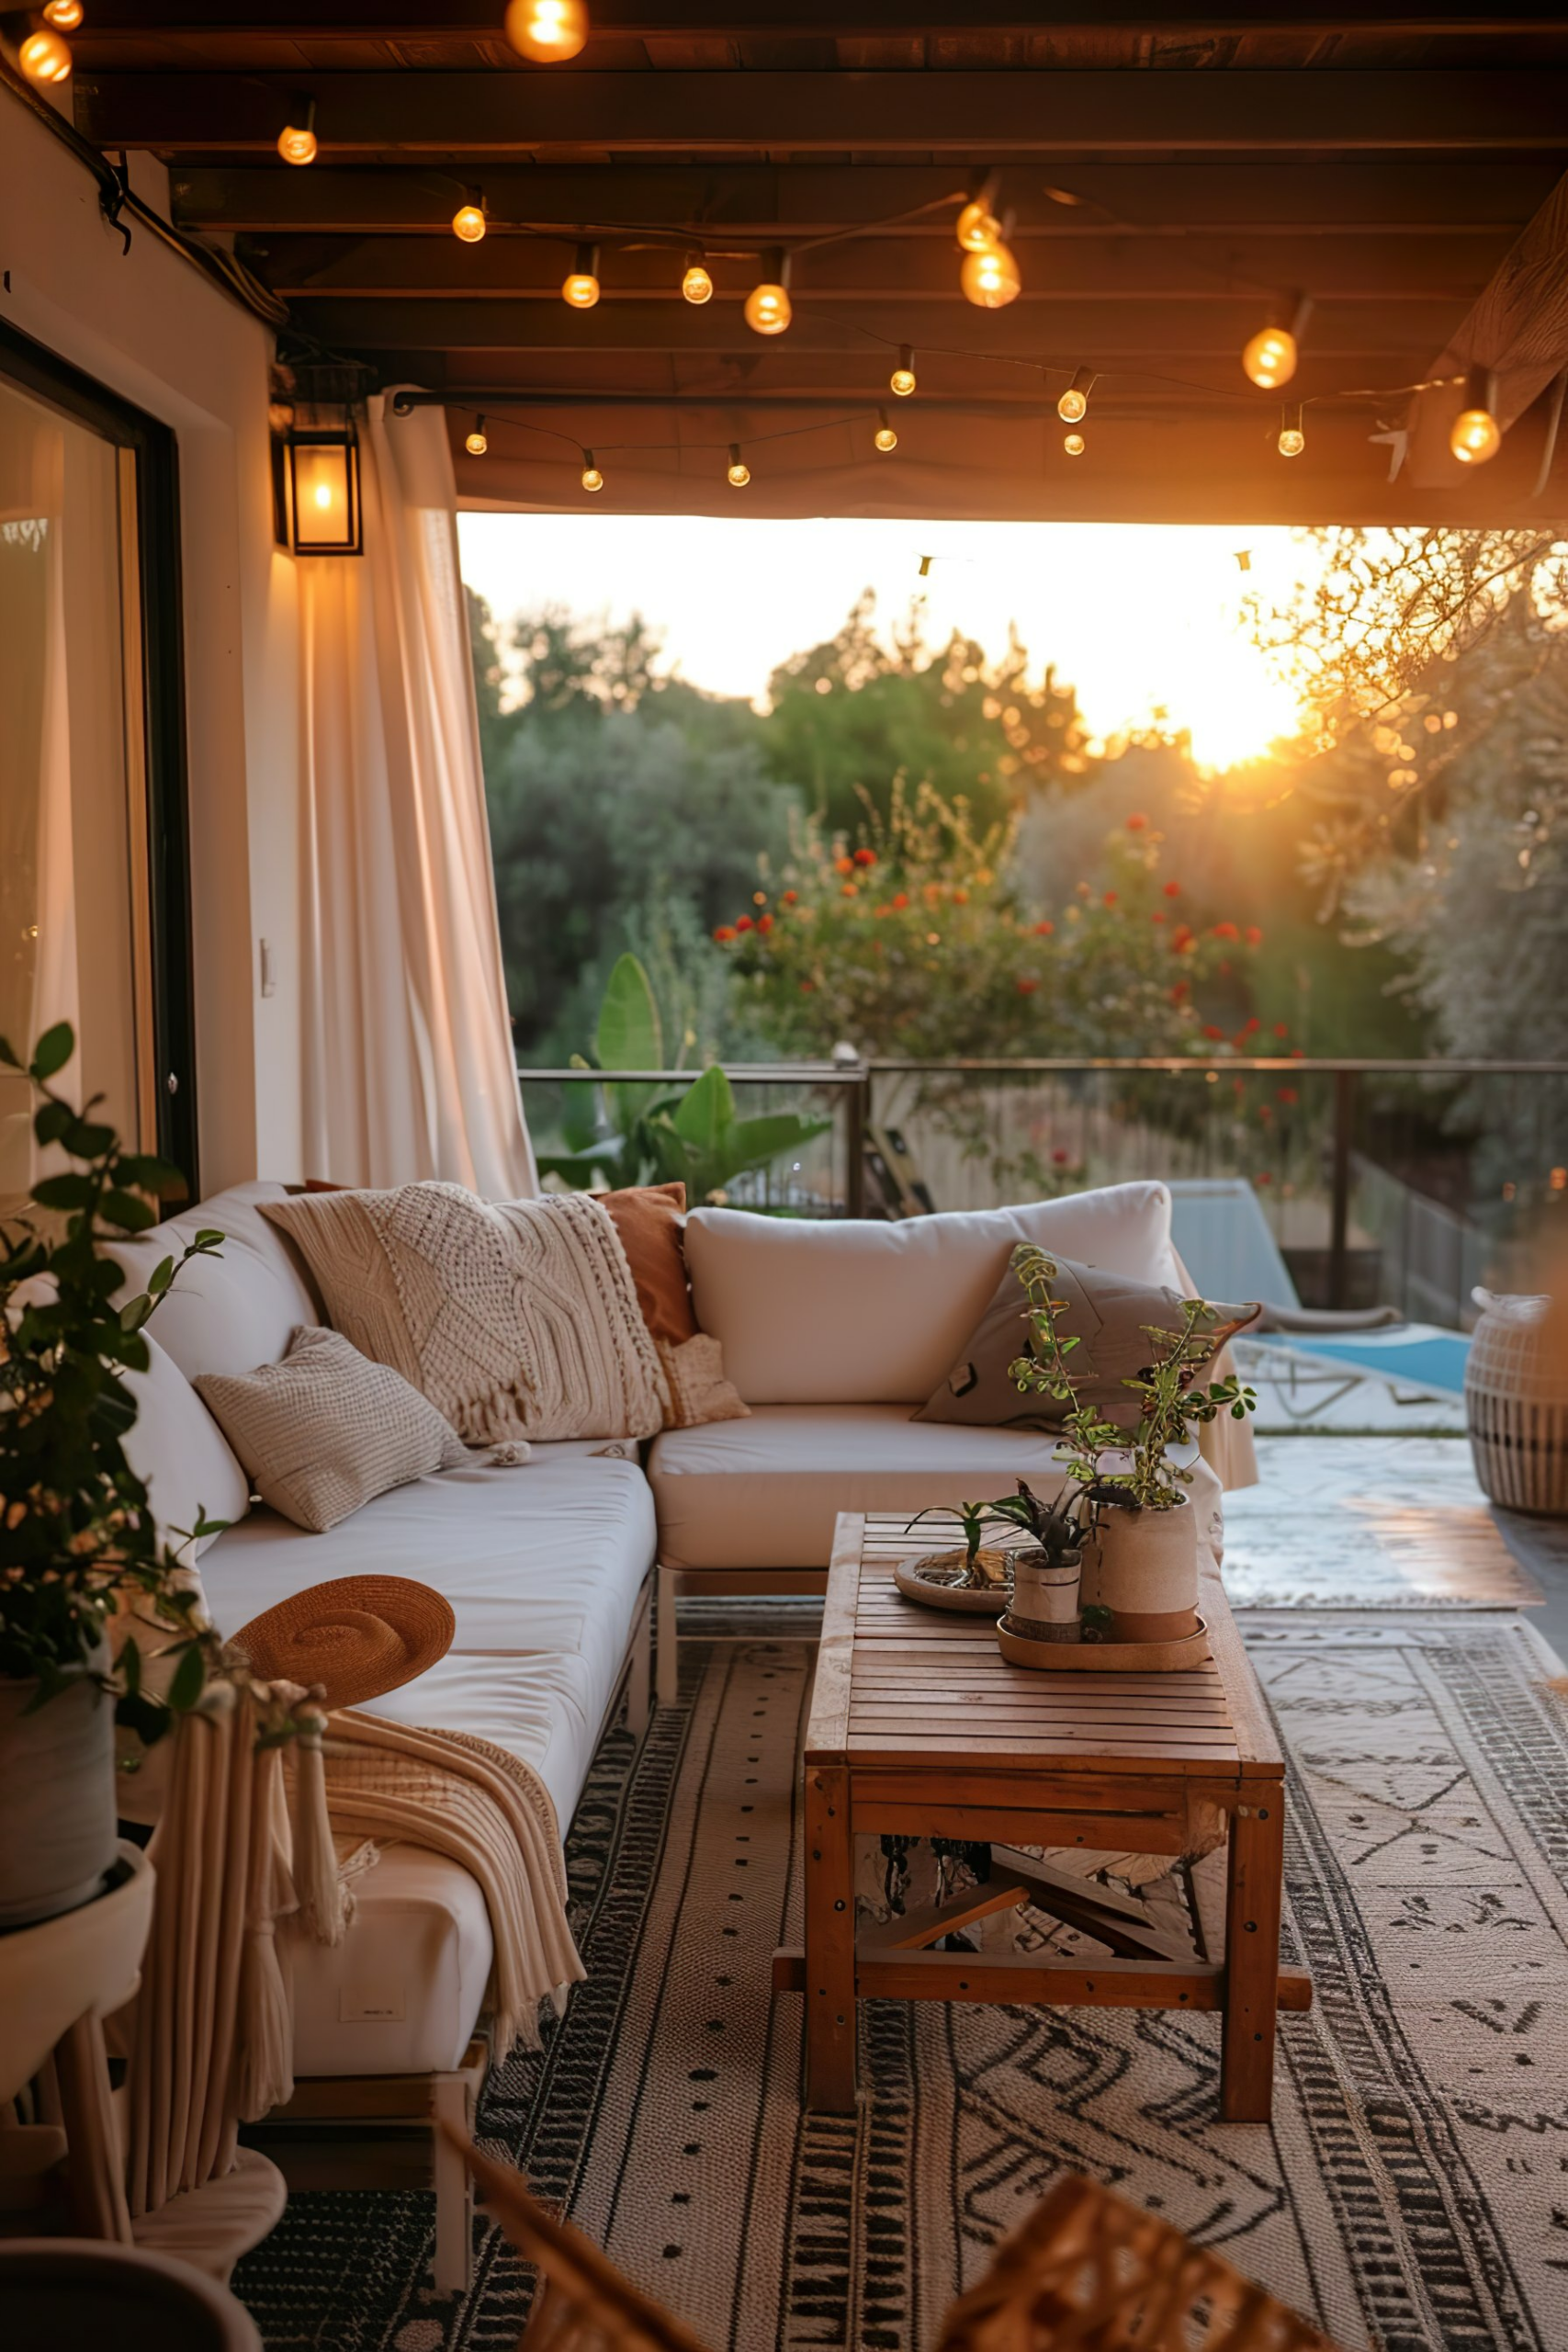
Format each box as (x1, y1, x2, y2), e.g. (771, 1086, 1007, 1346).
(735, 915, 754, 932)
(852, 847, 876, 867)
(1102, 890, 1118, 908)
(1052, 1148, 1071, 1164)
(1125, 812, 1148, 832)
(782, 888, 798, 905)
(834, 854, 854, 876)
(1291, 1046, 1305, 1058)
(840, 883, 858, 898)
(1162, 880, 1180, 899)
(713, 926, 736, 943)
(893, 891, 909, 910)
(799, 979, 815, 992)
(953, 888, 970, 904)
(1016, 977, 1040, 994)
(1278, 1086, 1298, 1105)
(1257, 1170, 1273, 1186)
(1170, 925, 1194, 953)
(1151, 911, 1167, 925)
(1202, 1024, 1224, 1040)
(758, 913, 773, 934)
(1032, 920, 1054, 935)
(1213, 921, 1240, 942)
(1243, 1016, 1260, 1033)
(1169, 981, 1190, 1003)
(1245, 924, 1263, 948)
(1273, 1021, 1289, 1038)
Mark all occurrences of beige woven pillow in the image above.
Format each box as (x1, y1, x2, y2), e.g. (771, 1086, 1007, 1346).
(196, 1325, 468, 1534)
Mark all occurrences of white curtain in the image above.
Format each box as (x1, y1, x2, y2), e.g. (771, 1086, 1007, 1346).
(298, 396, 536, 1199)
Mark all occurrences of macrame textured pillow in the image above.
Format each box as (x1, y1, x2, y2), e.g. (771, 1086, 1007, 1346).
(260, 1182, 668, 1444)
(196, 1325, 467, 1533)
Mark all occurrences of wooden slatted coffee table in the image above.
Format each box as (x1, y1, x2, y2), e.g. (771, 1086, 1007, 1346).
(773, 1510, 1308, 2119)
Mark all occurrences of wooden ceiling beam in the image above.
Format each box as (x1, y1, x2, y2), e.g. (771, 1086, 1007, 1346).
(71, 2, 1568, 40)
(75, 69, 1568, 155)
(258, 231, 1502, 301)
(288, 290, 1457, 353)
(1407, 166, 1568, 480)
(172, 162, 1564, 238)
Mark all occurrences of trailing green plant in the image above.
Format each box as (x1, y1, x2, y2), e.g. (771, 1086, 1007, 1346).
(536, 952, 830, 1206)
(1006, 1241, 1257, 1513)
(0, 1023, 234, 1743)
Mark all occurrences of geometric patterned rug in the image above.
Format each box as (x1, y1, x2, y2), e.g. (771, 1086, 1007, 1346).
(234, 1608, 1568, 2352)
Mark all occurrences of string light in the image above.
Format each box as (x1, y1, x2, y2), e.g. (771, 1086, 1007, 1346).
(276, 101, 317, 165)
(452, 199, 487, 243)
(561, 243, 601, 308)
(1450, 364, 1501, 465)
(1057, 367, 1096, 424)
(874, 409, 897, 453)
(744, 250, 792, 336)
(890, 345, 917, 398)
(43, 0, 85, 27)
(1063, 431, 1086, 457)
(465, 417, 489, 456)
(1278, 402, 1305, 458)
(503, 0, 589, 62)
(19, 28, 73, 81)
(727, 443, 750, 487)
(960, 240, 1021, 311)
(955, 179, 1002, 254)
(1243, 296, 1310, 390)
(682, 249, 713, 305)
(581, 450, 604, 492)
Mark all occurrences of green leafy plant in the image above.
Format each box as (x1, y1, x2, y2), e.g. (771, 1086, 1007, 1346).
(537, 952, 830, 1206)
(0, 1023, 231, 1742)
(1006, 1241, 1257, 1513)
(983, 1478, 1086, 1563)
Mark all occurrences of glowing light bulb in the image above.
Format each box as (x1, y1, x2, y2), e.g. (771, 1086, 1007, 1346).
(581, 452, 604, 492)
(1063, 431, 1086, 458)
(452, 203, 487, 243)
(313, 481, 334, 511)
(1450, 368, 1500, 464)
(43, 0, 84, 28)
(1243, 324, 1297, 390)
(561, 243, 601, 308)
(727, 444, 750, 488)
(465, 419, 489, 456)
(19, 28, 73, 81)
(276, 122, 318, 166)
(890, 345, 917, 399)
(1277, 402, 1305, 458)
(682, 250, 713, 305)
(744, 254, 792, 336)
(955, 197, 1001, 253)
(503, 0, 588, 62)
(960, 240, 1021, 310)
(1057, 366, 1095, 424)
(874, 410, 897, 453)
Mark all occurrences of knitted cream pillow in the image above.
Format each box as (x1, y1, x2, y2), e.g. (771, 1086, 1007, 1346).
(196, 1325, 468, 1534)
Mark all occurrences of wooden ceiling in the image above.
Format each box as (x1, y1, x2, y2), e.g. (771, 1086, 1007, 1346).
(68, 4, 1568, 521)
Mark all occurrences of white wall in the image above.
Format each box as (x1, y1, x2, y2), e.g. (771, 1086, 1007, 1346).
(0, 103, 303, 1193)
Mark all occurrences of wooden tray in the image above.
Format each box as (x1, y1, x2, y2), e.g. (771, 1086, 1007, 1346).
(893, 1548, 1015, 1613)
(995, 1614, 1213, 1672)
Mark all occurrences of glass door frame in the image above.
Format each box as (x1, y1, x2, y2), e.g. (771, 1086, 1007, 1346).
(0, 316, 198, 1193)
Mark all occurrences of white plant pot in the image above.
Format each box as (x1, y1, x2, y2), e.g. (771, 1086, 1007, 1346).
(1004, 1545, 1082, 1644)
(0, 1655, 118, 1929)
(1085, 1498, 1200, 1643)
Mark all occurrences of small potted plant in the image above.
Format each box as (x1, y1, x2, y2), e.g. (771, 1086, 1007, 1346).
(987, 1480, 1086, 1644)
(1007, 1242, 1257, 1644)
(901, 1499, 1011, 1592)
(0, 1024, 230, 1928)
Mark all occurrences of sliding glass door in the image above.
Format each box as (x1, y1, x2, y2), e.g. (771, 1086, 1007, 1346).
(0, 322, 195, 1210)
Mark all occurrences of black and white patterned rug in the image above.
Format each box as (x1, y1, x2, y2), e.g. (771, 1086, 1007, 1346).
(236, 1609, 1568, 2352)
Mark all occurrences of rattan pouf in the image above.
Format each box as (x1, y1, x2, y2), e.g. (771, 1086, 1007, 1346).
(1465, 1289, 1568, 1516)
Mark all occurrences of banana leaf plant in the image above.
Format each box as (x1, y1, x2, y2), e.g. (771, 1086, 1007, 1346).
(536, 954, 830, 1207)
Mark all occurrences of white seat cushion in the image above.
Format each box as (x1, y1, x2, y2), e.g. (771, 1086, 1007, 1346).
(649, 1403, 1223, 1571)
(684, 1184, 1177, 1406)
(290, 1843, 493, 2078)
(199, 1447, 655, 1727)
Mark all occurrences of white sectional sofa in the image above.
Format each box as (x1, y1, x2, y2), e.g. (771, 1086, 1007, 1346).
(111, 1174, 1253, 2285)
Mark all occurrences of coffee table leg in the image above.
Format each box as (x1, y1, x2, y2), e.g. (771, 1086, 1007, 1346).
(1221, 1795, 1284, 2122)
(804, 1764, 857, 2110)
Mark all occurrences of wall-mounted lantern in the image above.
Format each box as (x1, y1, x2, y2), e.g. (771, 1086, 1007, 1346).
(271, 404, 363, 557)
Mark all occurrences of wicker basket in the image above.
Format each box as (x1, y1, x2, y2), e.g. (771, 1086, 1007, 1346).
(1465, 1288, 1568, 1516)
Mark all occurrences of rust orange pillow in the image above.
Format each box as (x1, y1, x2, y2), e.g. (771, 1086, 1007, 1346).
(599, 1183, 749, 1429)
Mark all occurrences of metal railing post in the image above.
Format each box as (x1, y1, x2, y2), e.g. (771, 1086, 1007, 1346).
(844, 1066, 868, 1218)
(1329, 1068, 1354, 1308)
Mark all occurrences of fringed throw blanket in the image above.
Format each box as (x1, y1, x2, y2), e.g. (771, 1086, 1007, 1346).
(306, 1707, 585, 2056)
(262, 1181, 668, 1445)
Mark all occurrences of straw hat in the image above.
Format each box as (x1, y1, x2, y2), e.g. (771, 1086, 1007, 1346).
(235, 1576, 455, 1711)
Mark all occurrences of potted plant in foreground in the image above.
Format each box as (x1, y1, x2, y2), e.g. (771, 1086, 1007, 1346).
(988, 1480, 1087, 1645)
(1007, 1242, 1258, 1643)
(0, 1023, 230, 1928)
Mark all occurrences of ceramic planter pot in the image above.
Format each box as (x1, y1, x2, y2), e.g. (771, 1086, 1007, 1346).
(0, 1651, 118, 1929)
(1002, 1544, 1082, 1643)
(1085, 1498, 1200, 1643)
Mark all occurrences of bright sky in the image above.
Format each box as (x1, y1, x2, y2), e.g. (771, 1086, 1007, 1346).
(457, 514, 1312, 771)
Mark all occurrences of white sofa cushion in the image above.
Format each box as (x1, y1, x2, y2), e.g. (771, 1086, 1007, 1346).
(199, 1444, 655, 1732)
(120, 1328, 252, 1558)
(290, 1843, 494, 2078)
(649, 1401, 1224, 1571)
(111, 1181, 323, 1383)
(683, 1184, 1177, 1406)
